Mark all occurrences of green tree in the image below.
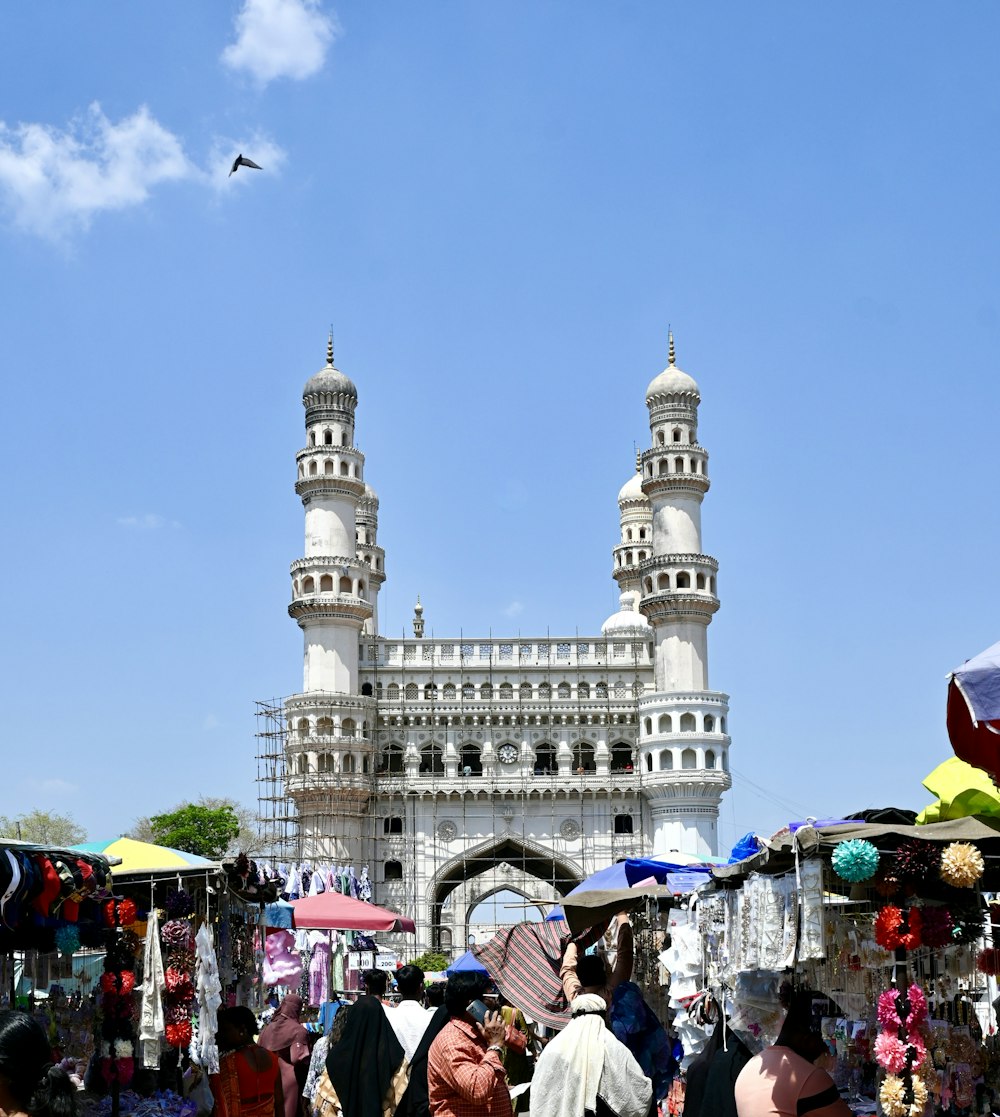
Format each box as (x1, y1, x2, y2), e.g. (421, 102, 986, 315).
(409, 951, 449, 973)
(130, 797, 260, 857)
(149, 802, 240, 859)
(0, 810, 86, 846)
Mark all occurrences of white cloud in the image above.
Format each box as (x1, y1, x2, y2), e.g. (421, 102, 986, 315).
(117, 513, 180, 531)
(503, 600, 524, 618)
(24, 777, 78, 797)
(0, 102, 195, 238)
(222, 0, 338, 86)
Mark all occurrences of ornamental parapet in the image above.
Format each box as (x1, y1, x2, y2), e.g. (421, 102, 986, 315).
(290, 555, 362, 574)
(640, 770, 732, 801)
(288, 596, 372, 625)
(285, 776, 370, 805)
(639, 553, 718, 574)
(287, 733, 375, 753)
(640, 474, 710, 499)
(639, 593, 719, 623)
(286, 692, 377, 716)
(296, 476, 366, 501)
(296, 446, 366, 466)
(638, 690, 729, 712)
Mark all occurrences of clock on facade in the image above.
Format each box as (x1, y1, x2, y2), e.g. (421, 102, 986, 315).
(497, 743, 519, 764)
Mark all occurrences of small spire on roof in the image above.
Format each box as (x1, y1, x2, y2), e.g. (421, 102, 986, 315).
(667, 328, 676, 367)
(326, 330, 334, 366)
(636, 449, 642, 473)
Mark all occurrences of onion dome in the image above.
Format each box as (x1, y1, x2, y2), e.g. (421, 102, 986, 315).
(303, 334, 357, 406)
(618, 452, 650, 506)
(645, 331, 699, 401)
(601, 592, 652, 636)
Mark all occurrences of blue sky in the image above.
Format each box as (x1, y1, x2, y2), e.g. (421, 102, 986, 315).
(1, 2, 998, 854)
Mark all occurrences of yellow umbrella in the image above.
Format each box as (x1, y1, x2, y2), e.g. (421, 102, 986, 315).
(73, 837, 218, 875)
(916, 757, 1000, 825)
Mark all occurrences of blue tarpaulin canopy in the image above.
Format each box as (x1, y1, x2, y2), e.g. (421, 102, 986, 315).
(445, 949, 490, 976)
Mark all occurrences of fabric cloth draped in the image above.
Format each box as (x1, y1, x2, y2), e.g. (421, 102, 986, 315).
(193, 922, 223, 1074)
(259, 994, 311, 1117)
(139, 908, 165, 1069)
(326, 996, 408, 1117)
(531, 995, 652, 1117)
(473, 919, 571, 1029)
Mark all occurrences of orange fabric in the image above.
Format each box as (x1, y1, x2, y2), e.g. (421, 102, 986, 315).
(211, 1049, 280, 1117)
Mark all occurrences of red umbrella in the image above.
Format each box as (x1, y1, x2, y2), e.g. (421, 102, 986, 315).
(948, 640, 1000, 784)
(290, 892, 416, 933)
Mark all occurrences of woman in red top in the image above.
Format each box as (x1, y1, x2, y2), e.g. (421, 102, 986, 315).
(212, 1007, 284, 1117)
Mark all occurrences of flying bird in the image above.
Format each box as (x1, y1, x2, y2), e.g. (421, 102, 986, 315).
(229, 154, 262, 177)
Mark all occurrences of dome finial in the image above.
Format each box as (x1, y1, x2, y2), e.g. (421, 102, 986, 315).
(635, 448, 641, 473)
(326, 329, 334, 366)
(667, 327, 676, 367)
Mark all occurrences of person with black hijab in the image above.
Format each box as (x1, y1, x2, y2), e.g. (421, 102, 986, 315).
(325, 997, 409, 1117)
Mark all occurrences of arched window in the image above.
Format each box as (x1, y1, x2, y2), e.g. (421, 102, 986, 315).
(696, 573, 706, 589)
(324, 459, 334, 475)
(297, 718, 310, 737)
(375, 682, 383, 700)
(645, 753, 652, 772)
(614, 814, 634, 834)
(460, 744, 482, 776)
(405, 683, 418, 700)
(705, 749, 717, 769)
(340, 461, 350, 476)
(520, 682, 533, 701)
(573, 742, 596, 773)
(420, 744, 444, 775)
(342, 753, 355, 774)
(381, 744, 403, 773)
(557, 682, 571, 699)
(659, 750, 673, 770)
(309, 460, 318, 476)
(341, 431, 349, 447)
(674, 457, 684, 472)
(309, 431, 316, 447)
(424, 682, 438, 701)
(342, 718, 356, 736)
(633, 681, 644, 698)
(610, 743, 632, 772)
(319, 574, 333, 591)
(499, 682, 513, 700)
(710, 576, 716, 593)
(443, 683, 456, 700)
(676, 572, 691, 589)
(357, 579, 365, 595)
(704, 715, 715, 732)
(384, 815, 403, 834)
(386, 683, 400, 701)
(720, 716, 727, 733)
(324, 430, 333, 446)
(596, 681, 608, 700)
(626, 528, 633, 541)
(644, 717, 652, 735)
(639, 527, 647, 540)
(681, 748, 697, 770)
(361, 682, 373, 697)
(339, 576, 352, 593)
(480, 683, 492, 701)
(462, 683, 475, 701)
(538, 682, 552, 700)
(680, 713, 696, 732)
(534, 742, 556, 774)
(297, 753, 307, 774)
(657, 430, 665, 445)
(644, 577, 653, 594)
(578, 682, 590, 700)
(316, 717, 333, 736)
(672, 428, 682, 443)
(613, 681, 628, 699)
(302, 576, 315, 594)
(384, 859, 403, 881)
(658, 573, 670, 591)
(658, 714, 672, 733)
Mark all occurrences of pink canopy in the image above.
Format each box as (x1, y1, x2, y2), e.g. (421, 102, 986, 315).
(290, 892, 416, 933)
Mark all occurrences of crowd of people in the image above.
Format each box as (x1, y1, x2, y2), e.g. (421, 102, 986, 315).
(0, 920, 852, 1117)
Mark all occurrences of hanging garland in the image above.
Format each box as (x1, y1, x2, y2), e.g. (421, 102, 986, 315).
(939, 842, 984, 888)
(160, 891, 197, 1049)
(97, 900, 139, 1089)
(831, 839, 880, 883)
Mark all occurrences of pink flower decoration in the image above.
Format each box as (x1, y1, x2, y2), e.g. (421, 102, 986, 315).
(878, 989, 901, 1029)
(875, 1032, 908, 1073)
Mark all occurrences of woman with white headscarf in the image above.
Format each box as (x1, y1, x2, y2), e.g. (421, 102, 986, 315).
(532, 995, 653, 1117)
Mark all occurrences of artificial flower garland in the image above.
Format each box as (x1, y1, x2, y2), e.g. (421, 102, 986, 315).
(160, 891, 197, 1048)
(831, 839, 880, 883)
(939, 842, 984, 888)
(98, 899, 138, 1088)
(874, 905, 922, 951)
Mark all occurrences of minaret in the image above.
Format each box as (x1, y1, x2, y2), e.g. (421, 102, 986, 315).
(612, 450, 654, 614)
(285, 335, 377, 860)
(412, 596, 425, 638)
(637, 332, 731, 856)
(356, 482, 385, 638)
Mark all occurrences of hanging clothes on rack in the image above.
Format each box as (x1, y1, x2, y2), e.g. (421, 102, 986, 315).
(358, 867, 372, 902)
(309, 932, 331, 1006)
